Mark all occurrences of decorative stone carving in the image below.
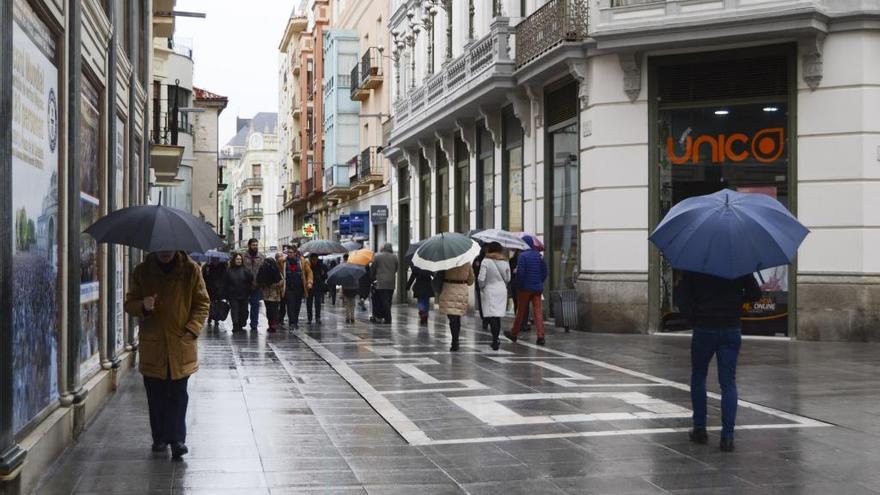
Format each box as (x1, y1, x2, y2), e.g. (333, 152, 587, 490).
(479, 106, 502, 145)
(506, 90, 531, 137)
(524, 84, 543, 130)
(455, 118, 477, 155)
(402, 147, 421, 176)
(435, 131, 454, 164)
(800, 33, 825, 91)
(618, 52, 642, 103)
(418, 138, 436, 169)
(567, 59, 589, 109)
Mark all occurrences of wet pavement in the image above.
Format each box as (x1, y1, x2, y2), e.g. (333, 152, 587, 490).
(35, 301, 880, 494)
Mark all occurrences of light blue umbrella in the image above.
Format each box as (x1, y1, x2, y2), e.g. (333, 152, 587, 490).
(649, 189, 809, 279)
(190, 249, 230, 262)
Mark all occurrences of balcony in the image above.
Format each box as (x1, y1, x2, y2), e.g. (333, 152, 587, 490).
(515, 0, 589, 69)
(283, 181, 305, 209)
(352, 147, 383, 190)
(291, 135, 301, 161)
(350, 64, 367, 101)
(305, 176, 321, 199)
(242, 177, 263, 189)
(293, 61, 301, 76)
(389, 18, 515, 145)
(217, 180, 228, 192)
(240, 207, 263, 220)
(324, 163, 354, 203)
(350, 47, 383, 102)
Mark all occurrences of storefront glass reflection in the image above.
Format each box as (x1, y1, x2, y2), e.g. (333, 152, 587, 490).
(550, 123, 579, 291)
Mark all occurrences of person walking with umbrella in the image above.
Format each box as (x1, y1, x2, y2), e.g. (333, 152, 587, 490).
(650, 189, 809, 452)
(284, 244, 312, 330)
(223, 253, 254, 332)
(243, 239, 265, 332)
(124, 250, 210, 459)
(201, 256, 226, 326)
(478, 242, 511, 350)
(371, 243, 399, 324)
(327, 262, 367, 324)
(306, 253, 327, 324)
(504, 235, 548, 346)
(259, 253, 286, 333)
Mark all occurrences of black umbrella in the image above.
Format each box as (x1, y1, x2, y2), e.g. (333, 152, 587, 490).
(412, 232, 481, 272)
(300, 239, 348, 255)
(326, 262, 367, 290)
(84, 205, 223, 252)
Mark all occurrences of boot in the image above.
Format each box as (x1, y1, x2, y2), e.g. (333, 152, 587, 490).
(450, 322, 460, 351)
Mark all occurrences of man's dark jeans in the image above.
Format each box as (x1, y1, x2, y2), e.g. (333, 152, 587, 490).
(691, 327, 742, 439)
(306, 289, 323, 322)
(375, 289, 394, 322)
(143, 375, 190, 444)
(248, 289, 262, 329)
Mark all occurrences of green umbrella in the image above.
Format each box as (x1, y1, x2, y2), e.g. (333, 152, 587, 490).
(412, 232, 481, 272)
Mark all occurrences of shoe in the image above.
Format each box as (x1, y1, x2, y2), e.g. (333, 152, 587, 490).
(384, 319, 392, 325)
(536, 337, 545, 346)
(491, 340, 500, 351)
(171, 442, 188, 459)
(450, 343, 460, 352)
(689, 428, 708, 444)
(369, 316, 378, 323)
(151, 442, 168, 453)
(503, 331, 517, 343)
(316, 318, 322, 324)
(267, 328, 277, 333)
(720, 437, 735, 452)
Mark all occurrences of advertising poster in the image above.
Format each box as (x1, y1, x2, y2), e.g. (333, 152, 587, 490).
(80, 75, 102, 377)
(10, 0, 61, 433)
(115, 117, 125, 353)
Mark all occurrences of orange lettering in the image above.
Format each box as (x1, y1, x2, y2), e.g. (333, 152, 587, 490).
(724, 133, 748, 162)
(692, 135, 719, 164)
(666, 136, 691, 165)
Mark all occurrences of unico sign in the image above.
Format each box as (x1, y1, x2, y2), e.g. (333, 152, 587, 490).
(666, 128, 785, 165)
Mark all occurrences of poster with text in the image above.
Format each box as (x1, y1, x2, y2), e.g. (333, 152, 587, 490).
(79, 75, 102, 378)
(115, 116, 125, 352)
(11, 0, 61, 434)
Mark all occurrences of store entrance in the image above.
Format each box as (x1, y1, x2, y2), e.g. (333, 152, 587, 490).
(653, 51, 794, 337)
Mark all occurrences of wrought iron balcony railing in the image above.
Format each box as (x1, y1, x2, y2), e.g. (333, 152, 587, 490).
(358, 146, 383, 181)
(515, 0, 588, 69)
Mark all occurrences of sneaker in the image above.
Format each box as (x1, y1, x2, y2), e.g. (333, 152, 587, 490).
(536, 337, 545, 346)
(720, 437, 735, 452)
(503, 331, 517, 343)
(689, 428, 708, 444)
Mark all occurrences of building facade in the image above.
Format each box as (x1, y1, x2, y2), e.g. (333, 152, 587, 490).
(1, 0, 172, 492)
(192, 87, 228, 231)
(385, 0, 880, 341)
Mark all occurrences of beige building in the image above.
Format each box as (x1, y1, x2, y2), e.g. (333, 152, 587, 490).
(193, 87, 229, 231)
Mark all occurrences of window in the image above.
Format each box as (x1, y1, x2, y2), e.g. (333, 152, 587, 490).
(454, 134, 470, 233)
(252, 164, 262, 177)
(252, 226, 261, 240)
(419, 153, 431, 240)
(502, 106, 523, 231)
(252, 195, 261, 208)
(436, 144, 449, 232)
(476, 121, 494, 229)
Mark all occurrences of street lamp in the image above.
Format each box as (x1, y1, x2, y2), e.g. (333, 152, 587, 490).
(420, 0, 439, 76)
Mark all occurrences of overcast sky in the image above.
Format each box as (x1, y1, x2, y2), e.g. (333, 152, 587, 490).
(174, 0, 293, 146)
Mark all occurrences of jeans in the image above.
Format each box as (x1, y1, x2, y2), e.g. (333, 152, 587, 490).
(229, 298, 248, 330)
(143, 375, 189, 444)
(511, 291, 544, 338)
(691, 328, 742, 439)
(374, 289, 394, 322)
(248, 289, 262, 329)
(286, 289, 304, 328)
(307, 290, 323, 322)
(416, 296, 430, 313)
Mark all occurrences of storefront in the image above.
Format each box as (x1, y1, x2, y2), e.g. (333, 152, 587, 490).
(649, 46, 795, 336)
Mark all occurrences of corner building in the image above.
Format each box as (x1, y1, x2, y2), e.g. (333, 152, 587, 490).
(385, 0, 880, 341)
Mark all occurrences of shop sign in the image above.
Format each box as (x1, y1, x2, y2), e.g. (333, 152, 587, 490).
(350, 211, 369, 235)
(370, 205, 389, 223)
(339, 215, 351, 235)
(666, 128, 785, 165)
(301, 223, 316, 238)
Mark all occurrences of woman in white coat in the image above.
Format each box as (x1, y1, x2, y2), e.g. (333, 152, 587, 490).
(478, 242, 511, 350)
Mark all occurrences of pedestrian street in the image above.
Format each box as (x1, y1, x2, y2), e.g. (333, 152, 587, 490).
(35, 304, 880, 494)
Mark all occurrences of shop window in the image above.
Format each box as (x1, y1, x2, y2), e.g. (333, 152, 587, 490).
(454, 135, 470, 233)
(502, 106, 523, 232)
(436, 144, 450, 232)
(476, 121, 494, 229)
(419, 153, 432, 240)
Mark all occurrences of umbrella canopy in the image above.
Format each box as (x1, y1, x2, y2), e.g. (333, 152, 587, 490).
(190, 249, 230, 263)
(404, 241, 423, 264)
(649, 189, 809, 279)
(300, 239, 348, 255)
(514, 232, 544, 252)
(348, 249, 374, 266)
(326, 262, 366, 290)
(84, 204, 223, 253)
(342, 240, 362, 251)
(413, 232, 481, 272)
(471, 229, 529, 250)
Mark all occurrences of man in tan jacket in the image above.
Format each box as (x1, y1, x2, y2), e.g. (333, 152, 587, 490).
(125, 251, 210, 460)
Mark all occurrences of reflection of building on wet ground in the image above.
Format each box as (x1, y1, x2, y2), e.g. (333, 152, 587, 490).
(384, 0, 880, 343)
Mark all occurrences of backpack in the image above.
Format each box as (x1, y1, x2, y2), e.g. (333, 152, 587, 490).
(257, 260, 281, 286)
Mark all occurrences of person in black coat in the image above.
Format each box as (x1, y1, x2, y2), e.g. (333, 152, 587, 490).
(306, 254, 327, 324)
(202, 257, 226, 325)
(358, 265, 373, 313)
(676, 270, 761, 453)
(407, 266, 434, 325)
(222, 253, 253, 332)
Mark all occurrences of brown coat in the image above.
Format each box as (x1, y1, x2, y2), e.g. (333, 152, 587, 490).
(438, 264, 475, 316)
(124, 252, 210, 380)
(262, 260, 286, 302)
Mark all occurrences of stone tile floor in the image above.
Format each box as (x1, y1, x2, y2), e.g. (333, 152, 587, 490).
(34, 302, 880, 494)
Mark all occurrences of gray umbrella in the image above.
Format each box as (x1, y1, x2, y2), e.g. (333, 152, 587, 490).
(84, 204, 223, 252)
(299, 239, 349, 255)
(412, 232, 481, 272)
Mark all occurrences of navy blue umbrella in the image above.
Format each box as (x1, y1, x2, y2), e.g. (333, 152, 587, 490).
(85, 205, 223, 253)
(649, 189, 809, 279)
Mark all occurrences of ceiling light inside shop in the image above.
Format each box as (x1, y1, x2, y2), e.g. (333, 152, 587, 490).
(763, 106, 780, 112)
(714, 110, 729, 115)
